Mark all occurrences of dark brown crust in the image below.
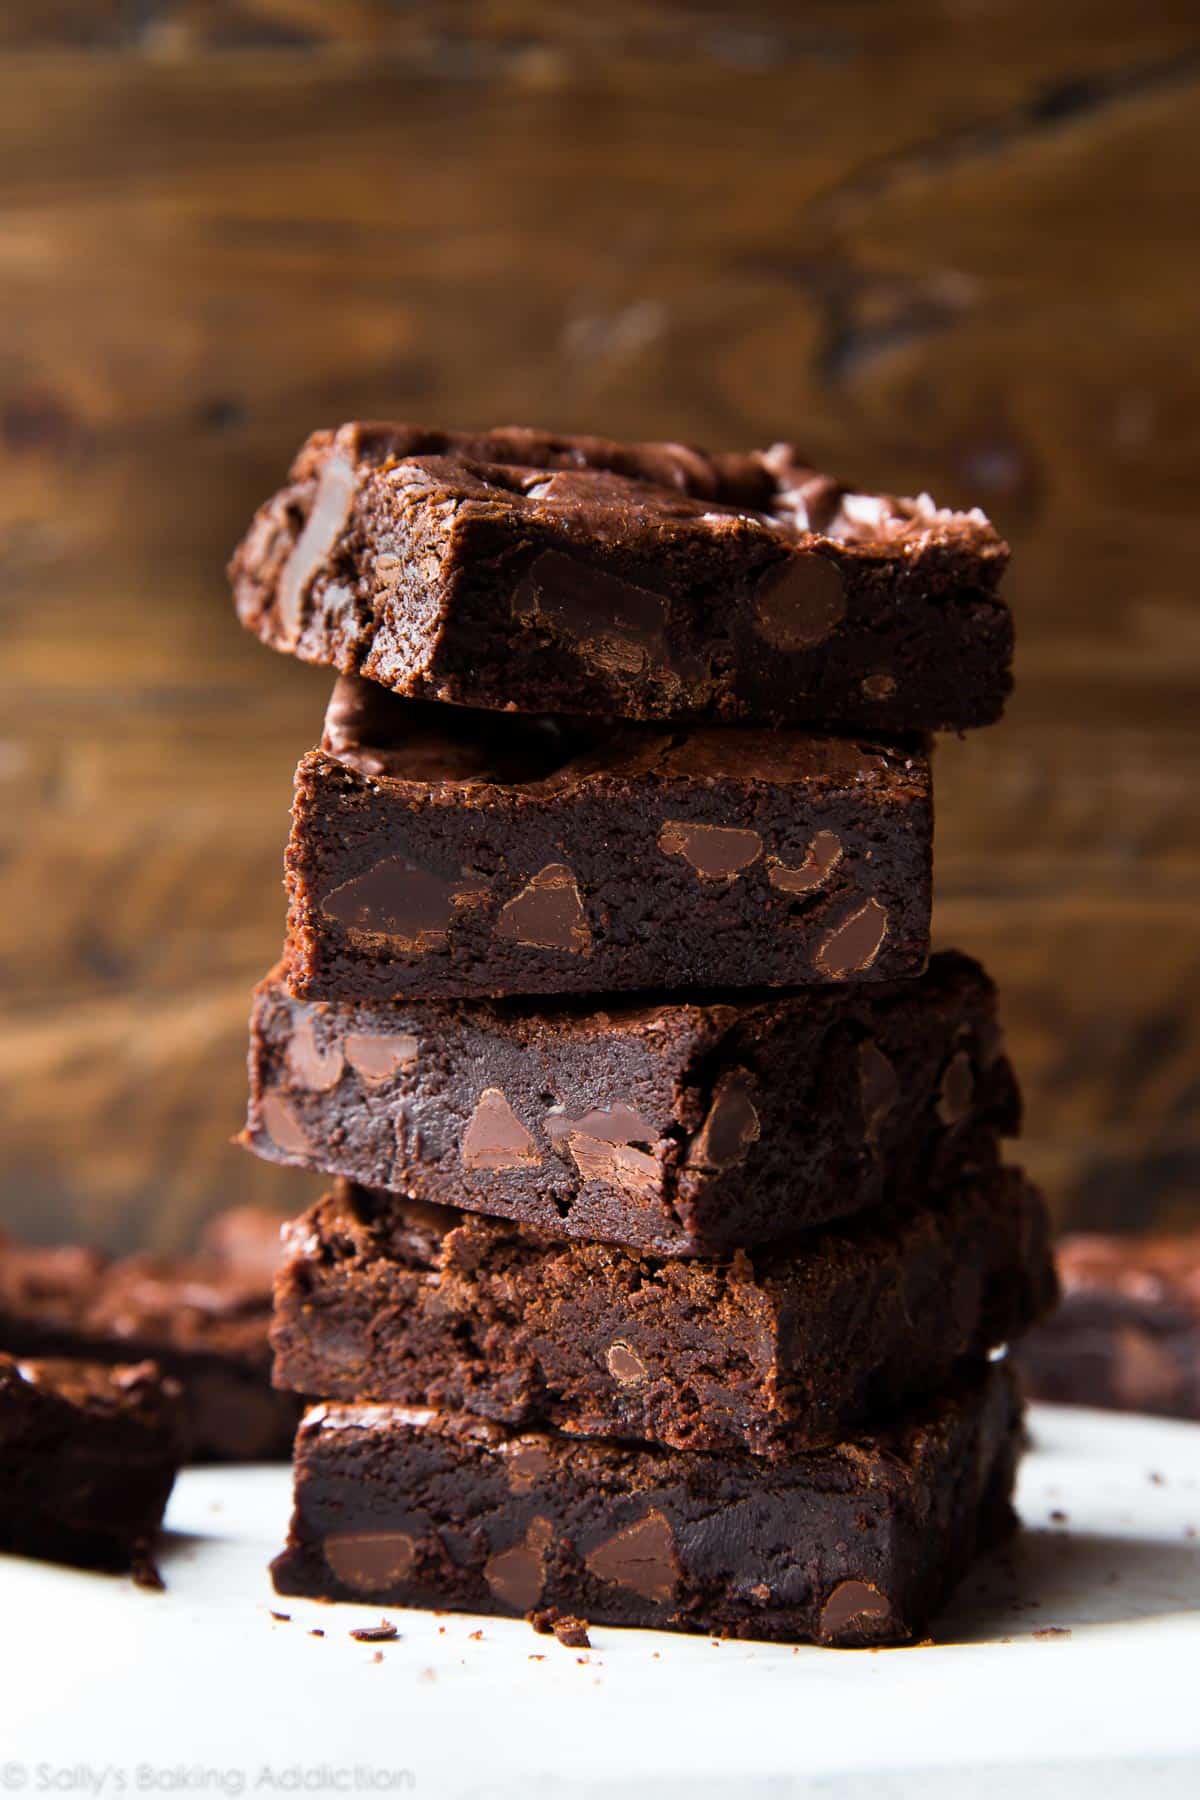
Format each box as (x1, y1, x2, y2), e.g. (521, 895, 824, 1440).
(269, 1365, 1022, 1645)
(1015, 1231, 1200, 1419)
(271, 1169, 1056, 1456)
(285, 683, 933, 1000)
(229, 422, 1012, 732)
(242, 950, 1021, 1257)
(0, 1353, 182, 1572)
(0, 1210, 300, 1461)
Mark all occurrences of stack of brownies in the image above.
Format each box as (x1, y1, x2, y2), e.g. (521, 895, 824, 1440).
(230, 424, 1057, 1647)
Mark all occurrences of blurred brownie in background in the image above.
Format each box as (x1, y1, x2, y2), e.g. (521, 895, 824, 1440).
(0, 1207, 300, 1460)
(1016, 1232, 1200, 1419)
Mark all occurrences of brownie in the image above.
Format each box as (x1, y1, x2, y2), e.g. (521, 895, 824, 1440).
(230, 423, 1011, 733)
(270, 1364, 1021, 1645)
(1015, 1232, 1200, 1419)
(272, 1168, 1054, 1455)
(0, 1208, 300, 1461)
(243, 950, 1020, 1256)
(284, 676, 932, 1002)
(0, 1353, 182, 1573)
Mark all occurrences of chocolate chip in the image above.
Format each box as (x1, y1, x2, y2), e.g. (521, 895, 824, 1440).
(658, 820, 763, 881)
(277, 452, 355, 645)
(462, 1088, 541, 1172)
(936, 1049, 975, 1126)
(344, 1031, 418, 1088)
(858, 1042, 899, 1143)
(752, 551, 846, 650)
(287, 1015, 345, 1092)
(818, 1579, 894, 1646)
(494, 862, 592, 954)
(585, 1512, 678, 1604)
(324, 1530, 417, 1593)
(814, 898, 888, 978)
(565, 1133, 659, 1200)
(321, 854, 487, 951)
(687, 1069, 761, 1171)
(544, 1102, 657, 1150)
(606, 1341, 648, 1385)
(861, 672, 897, 699)
(503, 1441, 555, 1490)
(766, 830, 844, 895)
(484, 1517, 554, 1612)
(260, 1091, 312, 1156)
(512, 550, 672, 682)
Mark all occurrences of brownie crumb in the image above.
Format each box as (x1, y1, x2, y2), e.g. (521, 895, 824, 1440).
(1033, 1626, 1071, 1640)
(1149, 1471, 1165, 1486)
(371, 1651, 384, 1664)
(270, 1610, 291, 1622)
(468, 1629, 484, 1641)
(310, 1628, 325, 1638)
(350, 1620, 398, 1642)
(529, 1606, 592, 1649)
(1049, 1509, 1069, 1524)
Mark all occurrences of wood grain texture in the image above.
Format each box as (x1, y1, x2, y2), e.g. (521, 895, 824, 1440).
(1, 2, 1198, 1247)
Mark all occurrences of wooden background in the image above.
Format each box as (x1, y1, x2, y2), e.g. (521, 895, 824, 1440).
(2, 1, 1198, 1250)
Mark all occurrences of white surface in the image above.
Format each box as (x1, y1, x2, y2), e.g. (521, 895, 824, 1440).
(3, 1404, 1199, 1800)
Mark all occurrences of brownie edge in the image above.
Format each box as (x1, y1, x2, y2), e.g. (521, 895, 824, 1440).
(270, 1365, 1022, 1645)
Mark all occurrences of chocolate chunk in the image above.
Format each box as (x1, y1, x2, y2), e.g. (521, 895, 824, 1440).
(513, 550, 671, 680)
(585, 1511, 678, 1604)
(462, 1089, 540, 1172)
(345, 1031, 419, 1088)
(766, 830, 844, 895)
(484, 1516, 554, 1611)
(260, 1092, 312, 1157)
(544, 1102, 656, 1150)
(658, 821, 763, 881)
(605, 1341, 649, 1385)
(562, 1135, 660, 1201)
(687, 1070, 761, 1171)
(818, 1578, 894, 1646)
(277, 452, 355, 645)
(753, 552, 846, 650)
(321, 854, 486, 950)
(287, 1016, 344, 1092)
(324, 1531, 416, 1592)
(494, 863, 592, 954)
(815, 898, 888, 978)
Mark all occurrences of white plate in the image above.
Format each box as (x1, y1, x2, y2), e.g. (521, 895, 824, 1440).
(3, 1404, 1199, 1799)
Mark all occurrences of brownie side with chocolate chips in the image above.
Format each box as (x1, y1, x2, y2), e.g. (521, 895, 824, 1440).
(0, 1353, 182, 1573)
(269, 1167, 1055, 1455)
(283, 677, 933, 1001)
(269, 1363, 1022, 1646)
(230, 423, 1011, 733)
(242, 950, 1020, 1257)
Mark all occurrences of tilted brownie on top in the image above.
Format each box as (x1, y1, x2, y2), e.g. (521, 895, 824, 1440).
(230, 423, 1011, 733)
(1015, 1231, 1200, 1419)
(270, 1363, 1022, 1646)
(271, 1168, 1055, 1457)
(284, 675, 933, 1001)
(0, 1353, 182, 1574)
(243, 950, 1019, 1257)
(0, 1208, 300, 1461)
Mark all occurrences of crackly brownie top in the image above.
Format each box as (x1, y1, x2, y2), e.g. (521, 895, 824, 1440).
(288, 421, 1003, 556)
(1055, 1233, 1200, 1312)
(0, 1351, 177, 1425)
(319, 673, 929, 798)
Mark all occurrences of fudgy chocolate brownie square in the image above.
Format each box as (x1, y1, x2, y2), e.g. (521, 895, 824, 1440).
(231, 423, 1011, 733)
(284, 675, 932, 1001)
(270, 1364, 1022, 1645)
(0, 1353, 182, 1573)
(243, 951, 1020, 1256)
(0, 1209, 300, 1461)
(1015, 1232, 1200, 1419)
(271, 1168, 1054, 1455)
